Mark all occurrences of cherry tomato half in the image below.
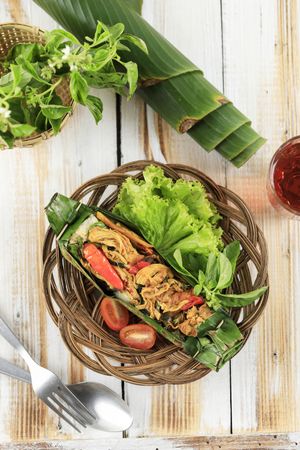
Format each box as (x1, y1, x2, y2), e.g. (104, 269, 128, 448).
(100, 297, 129, 331)
(119, 324, 156, 350)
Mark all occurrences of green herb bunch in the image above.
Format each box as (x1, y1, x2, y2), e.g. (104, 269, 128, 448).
(0, 22, 147, 149)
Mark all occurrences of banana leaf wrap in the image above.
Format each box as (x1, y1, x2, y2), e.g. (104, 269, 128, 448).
(45, 193, 244, 371)
(34, 0, 266, 167)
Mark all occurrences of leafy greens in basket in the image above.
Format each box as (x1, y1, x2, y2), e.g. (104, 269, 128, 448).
(0, 22, 146, 148)
(45, 166, 267, 371)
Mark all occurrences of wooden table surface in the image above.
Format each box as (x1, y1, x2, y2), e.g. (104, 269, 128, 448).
(1, 0, 300, 449)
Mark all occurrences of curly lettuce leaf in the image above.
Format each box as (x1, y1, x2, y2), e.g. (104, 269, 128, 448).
(113, 165, 223, 272)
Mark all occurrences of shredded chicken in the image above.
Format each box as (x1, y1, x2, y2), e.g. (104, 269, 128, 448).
(135, 264, 173, 286)
(140, 279, 190, 317)
(96, 211, 154, 254)
(114, 266, 140, 304)
(178, 304, 212, 337)
(88, 227, 141, 265)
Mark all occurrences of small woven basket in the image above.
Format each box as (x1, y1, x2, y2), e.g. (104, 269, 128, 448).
(0, 23, 73, 148)
(42, 161, 269, 385)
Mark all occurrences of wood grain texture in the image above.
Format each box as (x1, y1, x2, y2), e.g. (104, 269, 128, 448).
(222, 0, 300, 433)
(0, 433, 300, 450)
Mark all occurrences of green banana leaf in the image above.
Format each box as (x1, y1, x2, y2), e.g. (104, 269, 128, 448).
(188, 103, 250, 152)
(124, 0, 143, 14)
(184, 310, 244, 370)
(138, 72, 228, 133)
(34, 0, 266, 166)
(45, 192, 245, 370)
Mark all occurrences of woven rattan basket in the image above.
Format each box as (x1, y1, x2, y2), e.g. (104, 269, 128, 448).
(0, 23, 73, 148)
(42, 161, 269, 385)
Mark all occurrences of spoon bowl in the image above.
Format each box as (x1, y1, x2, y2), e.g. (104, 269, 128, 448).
(68, 381, 132, 431)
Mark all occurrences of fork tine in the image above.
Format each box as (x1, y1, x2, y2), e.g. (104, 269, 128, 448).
(49, 394, 88, 428)
(43, 397, 82, 433)
(55, 384, 96, 423)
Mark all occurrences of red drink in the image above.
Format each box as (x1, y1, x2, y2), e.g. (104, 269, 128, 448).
(268, 136, 300, 217)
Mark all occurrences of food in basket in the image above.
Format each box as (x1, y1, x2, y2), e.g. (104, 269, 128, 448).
(45, 166, 267, 370)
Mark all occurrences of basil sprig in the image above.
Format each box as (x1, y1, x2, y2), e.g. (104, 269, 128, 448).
(0, 22, 147, 148)
(174, 240, 268, 310)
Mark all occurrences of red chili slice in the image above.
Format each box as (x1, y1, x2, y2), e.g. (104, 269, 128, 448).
(181, 295, 205, 311)
(83, 243, 124, 290)
(128, 260, 151, 275)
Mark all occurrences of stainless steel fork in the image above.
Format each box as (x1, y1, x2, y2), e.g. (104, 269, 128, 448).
(0, 316, 96, 432)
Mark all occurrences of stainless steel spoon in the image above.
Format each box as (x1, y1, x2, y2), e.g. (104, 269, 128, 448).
(0, 357, 133, 432)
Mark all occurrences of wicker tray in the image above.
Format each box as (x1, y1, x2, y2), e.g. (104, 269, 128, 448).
(42, 161, 269, 385)
(0, 23, 73, 148)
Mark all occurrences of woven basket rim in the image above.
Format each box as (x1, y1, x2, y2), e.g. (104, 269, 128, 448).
(0, 22, 45, 33)
(0, 22, 74, 148)
(42, 161, 269, 385)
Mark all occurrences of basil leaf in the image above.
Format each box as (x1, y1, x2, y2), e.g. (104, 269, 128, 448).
(109, 23, 125, 41)
(215, 286, 268, 307)
(9, 123, 36, 138)
(17, 58, 49, 85)
(223, 240, 240, 274)
(86, 95, 103, 124)
(215, 253, 233, 290)
(89, 48, 113, 71)
(121, 34, 148, 54)
(193, 285, 201, 296)
(10, 64, 21, 88)
(116, 42, 131, 52)
(7, 43, 42, 63)
(70, 71, 88, 105)
(46, 29, 80, 46)
(35, 109, 47, 131)
(205, 253, 219, 289)
(8, 98, 26, 123)
(49, 117, 62, 134)
(41, 104, 71, 119)
(92, 21, 110, 46)
(0, 72, 14, 89)
(173, 248, 198, 284)
(193, 271, 205, 295)
(123, 61, 138, 97)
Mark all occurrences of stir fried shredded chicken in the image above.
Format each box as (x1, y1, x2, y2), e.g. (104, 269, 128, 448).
(85, 218, 211, 338)
(88, 227, 141, 265)
(178, 305, 212, 336)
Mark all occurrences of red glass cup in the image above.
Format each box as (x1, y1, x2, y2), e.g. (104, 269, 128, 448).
(267, 136, 300, 218)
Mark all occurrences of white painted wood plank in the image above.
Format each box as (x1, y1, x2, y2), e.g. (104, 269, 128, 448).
(0, 0, 121, 441)
(121, 0, 231, 437)
(1, 433, 300, 450)
(222, 0, 300, 433)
